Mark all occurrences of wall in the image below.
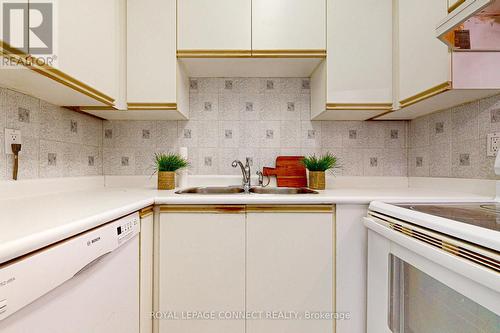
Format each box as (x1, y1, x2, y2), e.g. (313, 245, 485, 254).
(0, 87, 103, 180)
(408, 93, 500, 179)
(102, 78, 408, 176)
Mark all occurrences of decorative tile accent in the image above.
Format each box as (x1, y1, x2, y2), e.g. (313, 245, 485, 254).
(142, 129, 151, 139)
(189, 79, 198, 90)
(204, 102, 212, 111)
(48, 153, 57, 166)
(459, 153, 470, 166)
(287, 102, 295, 112)
(490, 108, 500, 123)
(266, 129, 274, 139)
(390, 129, 399, 139)
(204, 156, 212, 166)
(183, 129, 192, 139)
(104, 129, 113, 139)
(416, 157, 423, 167)
(245, 102, 254, 112)
(70, 120, 78, 133)
(18, 107, 30, 123)
(370, 157, 378, 167)
(435, 122, 444, 134)
(225, 80, 233, 90)
(308, 130, 316, 139)
(88, 156, 95, 166)
(266, 80, 274, 90)
(301, 80, 310, 90)
(121, 156, 129, 166)
(349, 130, 357, 139)
(225, 129, 233, 139)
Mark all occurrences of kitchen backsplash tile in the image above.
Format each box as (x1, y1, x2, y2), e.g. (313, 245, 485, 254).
(408, 94, 500, 180)
(0, 87, 103, 180)
(102, 78, 408, 177)
(3, 80, 497, 181)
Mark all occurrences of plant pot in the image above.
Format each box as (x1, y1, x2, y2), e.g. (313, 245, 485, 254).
(308, 171, 325, 190)
(158, 171, 175, 190)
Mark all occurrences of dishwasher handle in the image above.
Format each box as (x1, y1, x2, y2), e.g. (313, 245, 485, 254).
(73, 251, 111, 277)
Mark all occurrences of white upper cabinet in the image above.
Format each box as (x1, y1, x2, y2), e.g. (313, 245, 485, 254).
(56, 0, 122, 106)
(252, 0, 326, 51)
(127, 0, 176, 104)
(311, 0, 392, 120)
(398, 0, 451, 104)
(0, 0, 124, 108)
(177, 0, 251, 51)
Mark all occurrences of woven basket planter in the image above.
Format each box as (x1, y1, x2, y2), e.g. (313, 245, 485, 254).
(158, 171, 175, 190)
(308, 171, 326, 190)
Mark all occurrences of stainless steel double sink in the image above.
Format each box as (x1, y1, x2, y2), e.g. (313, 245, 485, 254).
(175, 186, 319, 195)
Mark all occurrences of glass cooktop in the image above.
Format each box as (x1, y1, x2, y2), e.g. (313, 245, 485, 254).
(395, 203, 500, 232)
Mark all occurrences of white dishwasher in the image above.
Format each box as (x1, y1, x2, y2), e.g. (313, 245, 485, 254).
(0, 212, 140, 333)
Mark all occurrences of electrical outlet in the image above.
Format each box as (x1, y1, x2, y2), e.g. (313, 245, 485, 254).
(487, 132, 500, 157)
(4, 129, 22, 154)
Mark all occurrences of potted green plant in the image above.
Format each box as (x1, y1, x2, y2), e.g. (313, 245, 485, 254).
(154, 153, 189, 190)
(302, 153, 340, 190)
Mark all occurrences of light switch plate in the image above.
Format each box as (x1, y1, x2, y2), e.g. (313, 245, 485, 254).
(487, 132, 500, 157)
(4, 128, 22, 154)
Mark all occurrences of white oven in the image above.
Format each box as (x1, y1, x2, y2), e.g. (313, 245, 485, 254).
(364, 203, 500, 333)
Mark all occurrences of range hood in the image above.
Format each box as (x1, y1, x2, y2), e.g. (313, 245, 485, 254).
(437, 0, 500, 49)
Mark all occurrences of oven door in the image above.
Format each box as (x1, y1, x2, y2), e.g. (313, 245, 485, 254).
(364, 216, 500, 333)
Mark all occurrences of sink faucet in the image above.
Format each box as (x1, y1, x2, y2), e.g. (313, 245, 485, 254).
(232, 158, 251, 193)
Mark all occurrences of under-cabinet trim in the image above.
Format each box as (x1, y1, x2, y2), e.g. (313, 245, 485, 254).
(325, 103, 393, 111)
(0, 41, 115, 106)
(399, 81, 452, 108)
(159, 205, 246, 214)
(127, 103, 178, 110)
(251, 49, 327, 58)
(139, 206, 154, 218)
(177, 49, 253, 58)
(176, 49, 327, 59)
(448, 0, 466, 13)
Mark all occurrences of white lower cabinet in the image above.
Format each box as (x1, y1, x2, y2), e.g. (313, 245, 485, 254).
(158, 205, 335, 333)
(246, 206, 335, 333)
(158, 206, 246, 333)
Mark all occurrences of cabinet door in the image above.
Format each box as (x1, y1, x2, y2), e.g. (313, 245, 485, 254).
(158, 207, 246, 333)
(140, 211, 154, 333)
(246, 206, 334, 333)
(327, 0, 392, 104)
(252, 0, 326, 50)
(56, 0, 122, 102)
(398, 0, 450, 103)
(177, 0, 251, 50)
(127, 0, 176, 103)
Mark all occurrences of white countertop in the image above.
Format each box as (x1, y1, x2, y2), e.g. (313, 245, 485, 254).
(0, 185, 493, 264)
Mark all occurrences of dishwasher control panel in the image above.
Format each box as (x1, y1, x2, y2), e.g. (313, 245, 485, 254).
(115, 213, 139, 244)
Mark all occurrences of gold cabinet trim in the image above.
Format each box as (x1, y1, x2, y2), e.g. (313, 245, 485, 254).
(177, 50, 252, 58)
(251, 49, 327, 58)
(127, 103, 178, 110)
(139, 206, 154, 218)
(0, 41, 115, 106)
(399, 81, 452, 108)
(159, 205, 246, 214)
(325, 103, 393, 111)
(448, 0, 466, 13)
(176, 49, 326, 59)
(246, 205, 333, 213)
